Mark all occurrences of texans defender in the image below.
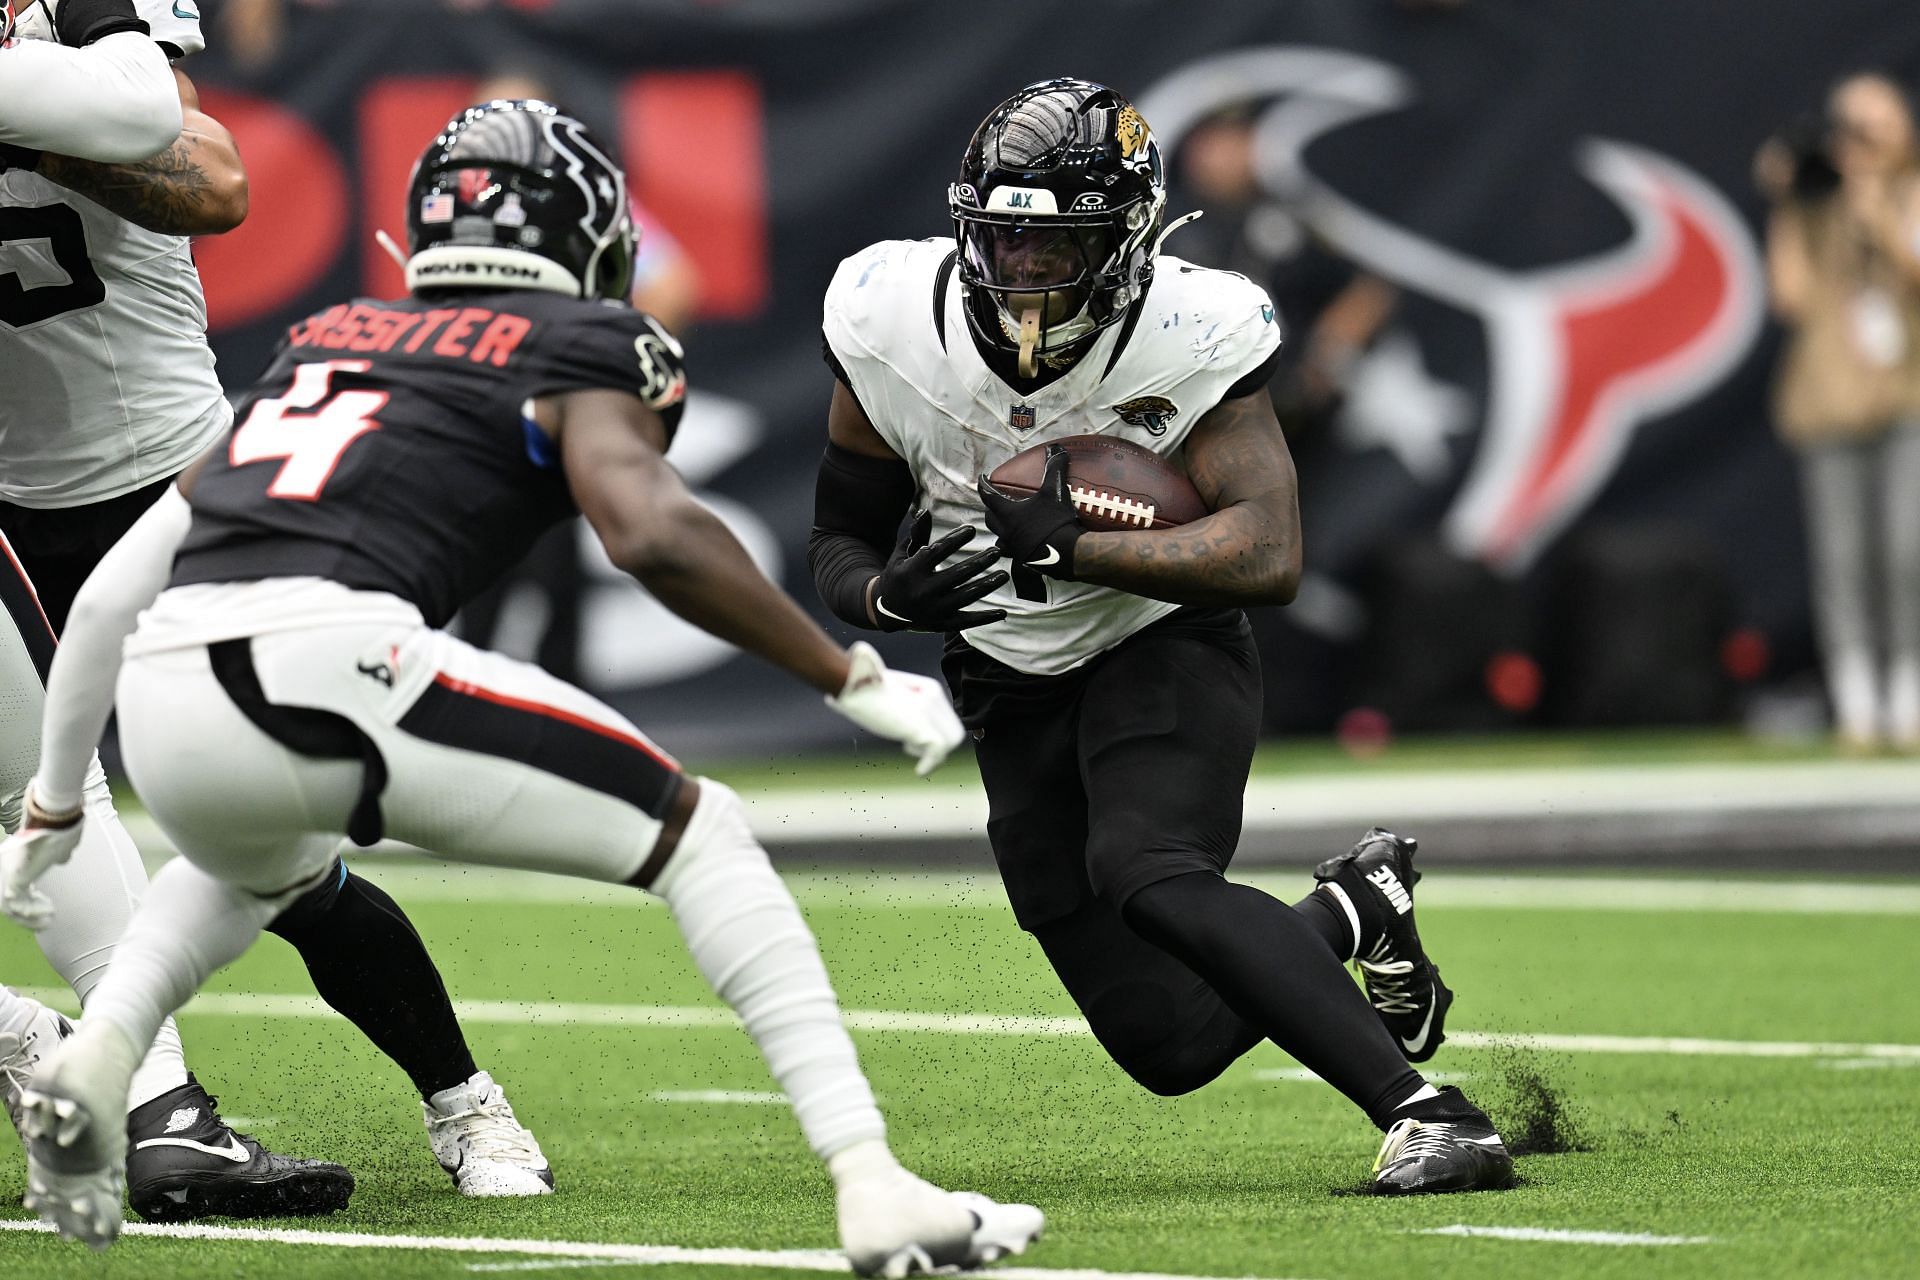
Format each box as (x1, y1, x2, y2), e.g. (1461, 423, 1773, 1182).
(4, 100, 1043, 1271)
(812, 78, 1512, 1194)
(1, 0, 556, 1212)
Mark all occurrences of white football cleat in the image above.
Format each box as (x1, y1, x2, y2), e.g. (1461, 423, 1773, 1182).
(423, 1070, 553, 1197)
(838, 1164, 1044, 1277)
(19, 1017, 143, 1250)
(0, 995, 73, 1137)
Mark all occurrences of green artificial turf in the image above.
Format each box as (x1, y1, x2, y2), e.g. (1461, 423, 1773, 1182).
(2, 865, 1916, 1279)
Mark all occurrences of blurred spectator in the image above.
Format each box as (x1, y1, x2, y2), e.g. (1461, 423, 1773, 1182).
(458, 68, 704, 683)
(1761, 72, 1920, 752)
(1173, 107, 1400, 443)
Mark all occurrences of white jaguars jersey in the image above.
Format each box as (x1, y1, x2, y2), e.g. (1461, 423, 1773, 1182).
(0, 0, 225, 509)
(824, 236, 1281, 677)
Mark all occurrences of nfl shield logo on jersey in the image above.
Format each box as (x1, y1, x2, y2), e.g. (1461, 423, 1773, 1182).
(1009, 403, 1036, 431)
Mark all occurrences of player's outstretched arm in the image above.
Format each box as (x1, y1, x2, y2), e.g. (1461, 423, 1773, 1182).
(551, 386, 965, 772)
(36, 69, 247, 234)
(555, 386, 853, 693)
(0, 12, 179, 164)
(0, 481, 193, 926)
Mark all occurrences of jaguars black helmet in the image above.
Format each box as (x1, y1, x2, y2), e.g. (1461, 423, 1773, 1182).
(405, 99, 634, 301)
(948, 78, 1168, 373)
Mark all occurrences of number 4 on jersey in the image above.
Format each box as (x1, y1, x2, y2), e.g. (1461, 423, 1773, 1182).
(231, 360, 390, 501)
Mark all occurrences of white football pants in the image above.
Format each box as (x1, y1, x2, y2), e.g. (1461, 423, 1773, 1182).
(90, 614, 888, 1161)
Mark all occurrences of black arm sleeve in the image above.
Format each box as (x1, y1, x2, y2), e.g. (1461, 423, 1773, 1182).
(1221, 342, 1286, 402)
(809, 441, 915, 630)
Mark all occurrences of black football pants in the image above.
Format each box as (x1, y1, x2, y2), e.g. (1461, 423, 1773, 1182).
(958, 612, 1424, 1125)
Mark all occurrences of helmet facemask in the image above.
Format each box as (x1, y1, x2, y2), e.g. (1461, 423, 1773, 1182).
(948, 79, 1169, 379)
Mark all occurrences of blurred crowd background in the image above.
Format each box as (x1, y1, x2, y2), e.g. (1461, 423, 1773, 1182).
(176, 0, 1920, 758)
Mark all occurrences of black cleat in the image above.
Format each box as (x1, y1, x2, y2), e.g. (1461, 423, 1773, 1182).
(1371, 1086, 1514, 1194)
(125, 1076, 354, 1222)
(1315, 827, 1454, 1063)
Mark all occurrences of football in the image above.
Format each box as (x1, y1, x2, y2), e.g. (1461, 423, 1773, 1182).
(987, 434, 1209, 532)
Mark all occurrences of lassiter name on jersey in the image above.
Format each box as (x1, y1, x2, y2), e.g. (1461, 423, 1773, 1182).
(173, 290, 687, 627)
(824, 237, 1280, 676)
(0, 0, 218, 508)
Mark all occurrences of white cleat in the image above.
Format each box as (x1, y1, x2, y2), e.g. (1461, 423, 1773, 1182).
(18, 1018, 142, 1250)
(423, 1070, 553, 1197)
(0, 996, 73, 1136)
(838, 1166, 1044, 1277)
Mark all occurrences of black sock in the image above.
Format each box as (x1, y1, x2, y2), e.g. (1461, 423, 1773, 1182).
(1122, 871, 1424, 1129)
(1291, 888, 1355, 960)
(267, 863, 479, 1099)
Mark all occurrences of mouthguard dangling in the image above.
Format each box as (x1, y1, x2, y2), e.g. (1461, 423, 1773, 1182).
(1018, 308, 1041, 378)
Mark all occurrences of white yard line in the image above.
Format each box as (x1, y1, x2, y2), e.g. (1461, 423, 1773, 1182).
(1415, 1225, 1712, 1246)
(0, 1219, 1312, 1280)
(650, 1090, 790, 1105)
(18, 986, 1917, 1061)
(111, 855, 1920, 917)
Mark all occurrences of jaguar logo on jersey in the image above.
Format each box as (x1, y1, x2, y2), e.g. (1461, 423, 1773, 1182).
(1112, 396, 1177, 437)
(1009, 402, 1037, 431)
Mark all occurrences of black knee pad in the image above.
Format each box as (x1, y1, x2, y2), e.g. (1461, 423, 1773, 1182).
(264, 859, 347, 938)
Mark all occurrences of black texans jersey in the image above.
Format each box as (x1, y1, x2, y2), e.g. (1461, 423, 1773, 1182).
(172, 290, 687, 626)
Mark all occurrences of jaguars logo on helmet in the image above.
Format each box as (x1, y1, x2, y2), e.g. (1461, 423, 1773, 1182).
(947, 77, 1170, 373)
(404, 99, 635, 302)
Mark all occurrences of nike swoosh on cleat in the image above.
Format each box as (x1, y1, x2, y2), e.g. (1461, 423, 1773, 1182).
(133, 1134, 251, 1163)
(1400, 981, 1439, 1055)
(874, 597, 911, 624)
(1026, 546, 1061, 568)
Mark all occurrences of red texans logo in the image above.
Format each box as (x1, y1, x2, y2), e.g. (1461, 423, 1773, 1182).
(1140, 49, 1763, 571)
(456, 167, 495, 207)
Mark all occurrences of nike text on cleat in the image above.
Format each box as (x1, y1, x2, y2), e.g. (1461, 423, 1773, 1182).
(1315, 826, 1455, 1063)
(424, 1070, 553, 1197)
(1371, 1085, 1514, 1194)
(125, 1076, 353, 1222)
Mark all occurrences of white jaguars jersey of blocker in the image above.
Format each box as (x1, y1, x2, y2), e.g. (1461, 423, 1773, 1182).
(0, 0, 226, 509)
(824, 236, 1280, 677)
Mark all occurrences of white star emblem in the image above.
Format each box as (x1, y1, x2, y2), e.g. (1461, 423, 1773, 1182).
(1335, 330, 1473, 485)
(596, 175, 616, 204)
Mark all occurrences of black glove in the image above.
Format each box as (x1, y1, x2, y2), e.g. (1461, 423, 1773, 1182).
(869, 509, 1008, 633)
(977, 445, 1084, 581)
(0, 144, 43, 174)
(54, 0, 150, 47)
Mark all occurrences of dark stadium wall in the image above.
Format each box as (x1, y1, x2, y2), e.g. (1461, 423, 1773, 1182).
(184, 0, 1920, 754)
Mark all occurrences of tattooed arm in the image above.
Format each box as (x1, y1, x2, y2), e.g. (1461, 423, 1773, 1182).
(1070, 389, 1303, 606)
(36, 69, 247, 235)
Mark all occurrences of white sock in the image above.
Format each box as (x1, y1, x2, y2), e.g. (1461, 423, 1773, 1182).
(81, 858, 282, 1091)
(826, 1137, 906, 1189)
(1396, 1083, 1442, 1110)
(652, 780, 888, 1162)
(1830, 648, 1880, 743)
(125, 1019, 190, 1111)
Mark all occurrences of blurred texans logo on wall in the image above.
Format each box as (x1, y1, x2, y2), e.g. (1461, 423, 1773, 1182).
(1139, 48, 1764, 574)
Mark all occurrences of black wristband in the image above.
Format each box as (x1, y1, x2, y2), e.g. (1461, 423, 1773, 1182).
(54, 0, 150, 47)
(0, 143, 44, 174)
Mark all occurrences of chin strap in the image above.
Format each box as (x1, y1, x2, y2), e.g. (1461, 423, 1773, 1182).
(374, 229, 409, 273)
(1151, 210, 1204, 258)
(1017, 308, 1041, 378)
